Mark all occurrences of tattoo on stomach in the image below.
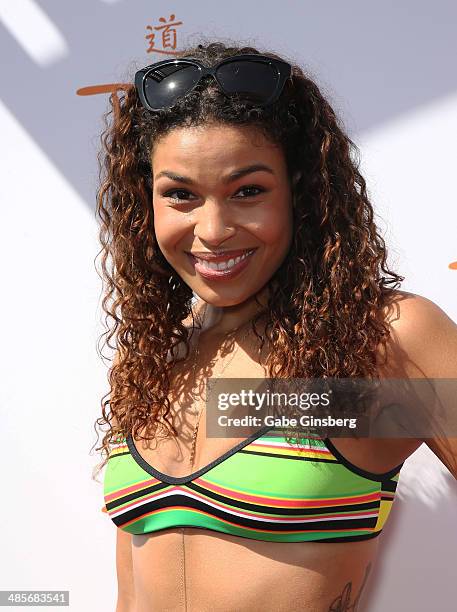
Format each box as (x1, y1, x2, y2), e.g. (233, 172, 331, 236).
(328, 563, 372, 612)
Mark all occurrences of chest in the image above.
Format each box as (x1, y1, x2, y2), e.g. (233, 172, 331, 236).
(144, 337, 421, 478)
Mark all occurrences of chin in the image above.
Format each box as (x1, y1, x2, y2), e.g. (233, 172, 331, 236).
(196, 284, 268, 308)
(196, 291, 246, 308)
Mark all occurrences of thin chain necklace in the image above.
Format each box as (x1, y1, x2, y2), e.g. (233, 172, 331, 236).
(187, 303, 253, 468)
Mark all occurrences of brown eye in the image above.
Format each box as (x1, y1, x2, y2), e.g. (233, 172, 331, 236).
(163, 189, 195, 203)
(235, 185, 265, 198)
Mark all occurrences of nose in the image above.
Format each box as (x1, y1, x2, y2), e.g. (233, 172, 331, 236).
(193, 198, 236, 244)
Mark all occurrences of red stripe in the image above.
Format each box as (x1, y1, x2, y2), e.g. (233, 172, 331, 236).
(194, 478, 380, 507)
(119, 506, 378, 535)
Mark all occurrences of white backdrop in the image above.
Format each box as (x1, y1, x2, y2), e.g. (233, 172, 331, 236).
(1, 1, 456, 611)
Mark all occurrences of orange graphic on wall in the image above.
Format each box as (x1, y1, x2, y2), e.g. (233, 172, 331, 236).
(146, 14, 183, 55)
(76, 83, 133, 126)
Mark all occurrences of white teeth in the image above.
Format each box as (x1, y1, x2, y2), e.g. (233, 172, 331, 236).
(195, 249, 254, 271)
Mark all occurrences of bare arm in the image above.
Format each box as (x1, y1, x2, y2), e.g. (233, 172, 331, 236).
(111, 349, 136, 611)
(115, 529, 136, 612)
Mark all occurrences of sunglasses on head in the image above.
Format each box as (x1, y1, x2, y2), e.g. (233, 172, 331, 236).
(134, 53, 292, 112)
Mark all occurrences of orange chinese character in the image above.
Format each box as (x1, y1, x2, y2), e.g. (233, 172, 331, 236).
(146, 14, 183, 55)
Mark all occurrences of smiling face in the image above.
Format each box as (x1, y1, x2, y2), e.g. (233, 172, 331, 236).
(151, 122, 294, 310)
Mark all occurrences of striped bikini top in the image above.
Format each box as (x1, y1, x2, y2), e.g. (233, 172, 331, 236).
(102, 426, 403, 543)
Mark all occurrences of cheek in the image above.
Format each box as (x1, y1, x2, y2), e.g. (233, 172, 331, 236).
(153, 209, 188, 255)
(254, 203, 293, 248)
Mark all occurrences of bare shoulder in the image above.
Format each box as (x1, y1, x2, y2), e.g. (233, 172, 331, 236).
(379, 289, 457, 378)
(328, 290, 452, 471)
(382, 289, 456, 335)
(379, 290, 457, 477)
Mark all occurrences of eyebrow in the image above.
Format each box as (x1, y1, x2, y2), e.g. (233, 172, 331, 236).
(154, 163, 275, 185)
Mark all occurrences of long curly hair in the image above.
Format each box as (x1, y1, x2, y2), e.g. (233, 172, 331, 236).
(91, 40, 404, 481)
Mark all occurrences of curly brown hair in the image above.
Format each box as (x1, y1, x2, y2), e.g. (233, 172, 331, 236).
(91, 39, 404, 481)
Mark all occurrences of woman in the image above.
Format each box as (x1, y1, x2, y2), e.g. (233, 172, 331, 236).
(93, 41, 457, 611)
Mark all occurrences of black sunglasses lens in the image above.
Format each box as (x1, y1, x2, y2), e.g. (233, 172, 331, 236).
(216, 60, 279, 104)
(144, 63, 201, 109)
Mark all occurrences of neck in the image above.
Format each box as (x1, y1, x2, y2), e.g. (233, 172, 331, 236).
(195, 286, 269, 335)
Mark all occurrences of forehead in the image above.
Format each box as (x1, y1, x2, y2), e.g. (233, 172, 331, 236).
(151, 124, 285, 174)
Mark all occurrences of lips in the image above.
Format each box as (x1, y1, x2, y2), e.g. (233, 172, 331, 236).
(187, 248, 256, 262)
(187, 248, 257, 280)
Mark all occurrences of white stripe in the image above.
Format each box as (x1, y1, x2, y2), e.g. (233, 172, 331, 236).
(251, 439, 329, 452)
(109, 488, 379, 524)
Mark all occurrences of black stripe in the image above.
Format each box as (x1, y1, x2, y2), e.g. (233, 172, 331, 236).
(380, 480, 399, 493)
(108, 450, 130, 459)
(111, 523, 383, 542)
(187, 480, 381, 516)
(111, 493, 379, 532)
(311, 530, 382, 543)
(105, 481, 169, 511)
